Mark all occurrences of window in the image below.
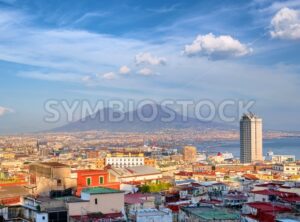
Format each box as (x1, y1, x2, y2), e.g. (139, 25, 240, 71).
(99, 176, 104, 184)
(95, 198, 98, 205)
(57, 179, 62, 186)
(86, 177, 92, 186)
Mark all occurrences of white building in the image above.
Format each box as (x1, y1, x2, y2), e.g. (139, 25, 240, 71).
(67, 187, 125, 221)
(266, 151, 295, 163)
(129, 208, 172, 222)
(240, 113, 263, 163)
(272, 163, 300, 175)
(105, 153, 144, 168)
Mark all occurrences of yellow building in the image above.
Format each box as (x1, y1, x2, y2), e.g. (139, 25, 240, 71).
(183, 146, 197, 163)
(95, 158, 105, 169)
(1, 152, 16, 159)
(256, 173, 273, 180)
(144, 158, 156, 167)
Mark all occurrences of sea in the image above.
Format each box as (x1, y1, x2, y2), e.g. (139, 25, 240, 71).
(194, 137, 300, 160)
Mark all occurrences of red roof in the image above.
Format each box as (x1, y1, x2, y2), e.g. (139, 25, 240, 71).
(281, 196, 300, 203)
(243, 212, 275, 222)
(175, 171, 193, 176)
(243, 174, 259, 180)
(167, 201, 190, 212)
(0, 196, 21, 205)
(244, 202, 291, 222)
(193, 172, 216, 176)
(255, 183, 287, 188)
(70, 212, 123, 221)
(251, 189, 298, 198)
(191, 182, 202, 187)
(125, 193, 153, 204)
(246, 202, 291, 212)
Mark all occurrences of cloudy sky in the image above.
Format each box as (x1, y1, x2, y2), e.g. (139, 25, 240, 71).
(0, 0, 300, 134)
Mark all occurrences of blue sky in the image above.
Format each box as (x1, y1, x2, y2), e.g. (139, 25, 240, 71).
(0, 0, 300, 133)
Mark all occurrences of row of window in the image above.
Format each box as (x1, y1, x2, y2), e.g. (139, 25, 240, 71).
(86, 176, 104, 186)
(111, 163, 143, 165)
(107, 158, 144, 161)
(107, 160, 143, 163)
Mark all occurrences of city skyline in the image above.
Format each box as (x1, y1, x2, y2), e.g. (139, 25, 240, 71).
(1, 0, 300, 134)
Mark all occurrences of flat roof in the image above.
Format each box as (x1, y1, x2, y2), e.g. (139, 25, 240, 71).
(31, 162, 69, 168)
(38, 162, 69, 167)
(276, 220, 300, 222)
(246, 202, 291, 212)
(55, 196, 89, 203)
(111, 165, 161, 177)
(182, 207, 239, 220)
(82, 187, 123, 195)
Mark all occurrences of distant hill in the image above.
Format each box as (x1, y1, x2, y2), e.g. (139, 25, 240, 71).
(51, 104, 232, 132)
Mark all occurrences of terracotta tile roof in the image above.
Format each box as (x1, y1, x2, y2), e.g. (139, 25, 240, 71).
(246, 202, 291, 212)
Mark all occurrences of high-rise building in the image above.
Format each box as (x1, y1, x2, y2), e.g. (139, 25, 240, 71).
(240, 113, 263, 163)
(183, 146, 197, 163)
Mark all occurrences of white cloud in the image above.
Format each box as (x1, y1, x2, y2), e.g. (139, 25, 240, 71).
(138, 68, 154, 76)
(184, 33, 252, 59)
(119, 65, 131, 74)
(147, 4, 180, 13)
(81, 75, 92, 82)
(270, 7, 300, 40)
(135, 52, 166, 66)
(257, 0, 300, 14)
(73, 12, 109, 24)
(101, 72, 116, 80)
(18, 71, 83, 82)
(0, 106, 14, 116)
(0, 9, 149, 75)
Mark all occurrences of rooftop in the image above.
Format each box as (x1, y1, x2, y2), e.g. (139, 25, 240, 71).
(243, 174, 259, 180)
(82, 187, 123, 195)
(132, 208, 171, 216)
(246, 202, 291, 212)
(276, 219, 300, 222)
(110, 165, 161, 176)
(0, 185, 29, 199)
(242, 113, 260, 120)
(76, 169, 108, 176)
(182, 206, 239, 220)
(125, 193, 153, 204)
(175, 179, 196, 186)
(54, 196, 88, 203)
(34, 162, 69, 168)
(251, 189, 299, 198)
